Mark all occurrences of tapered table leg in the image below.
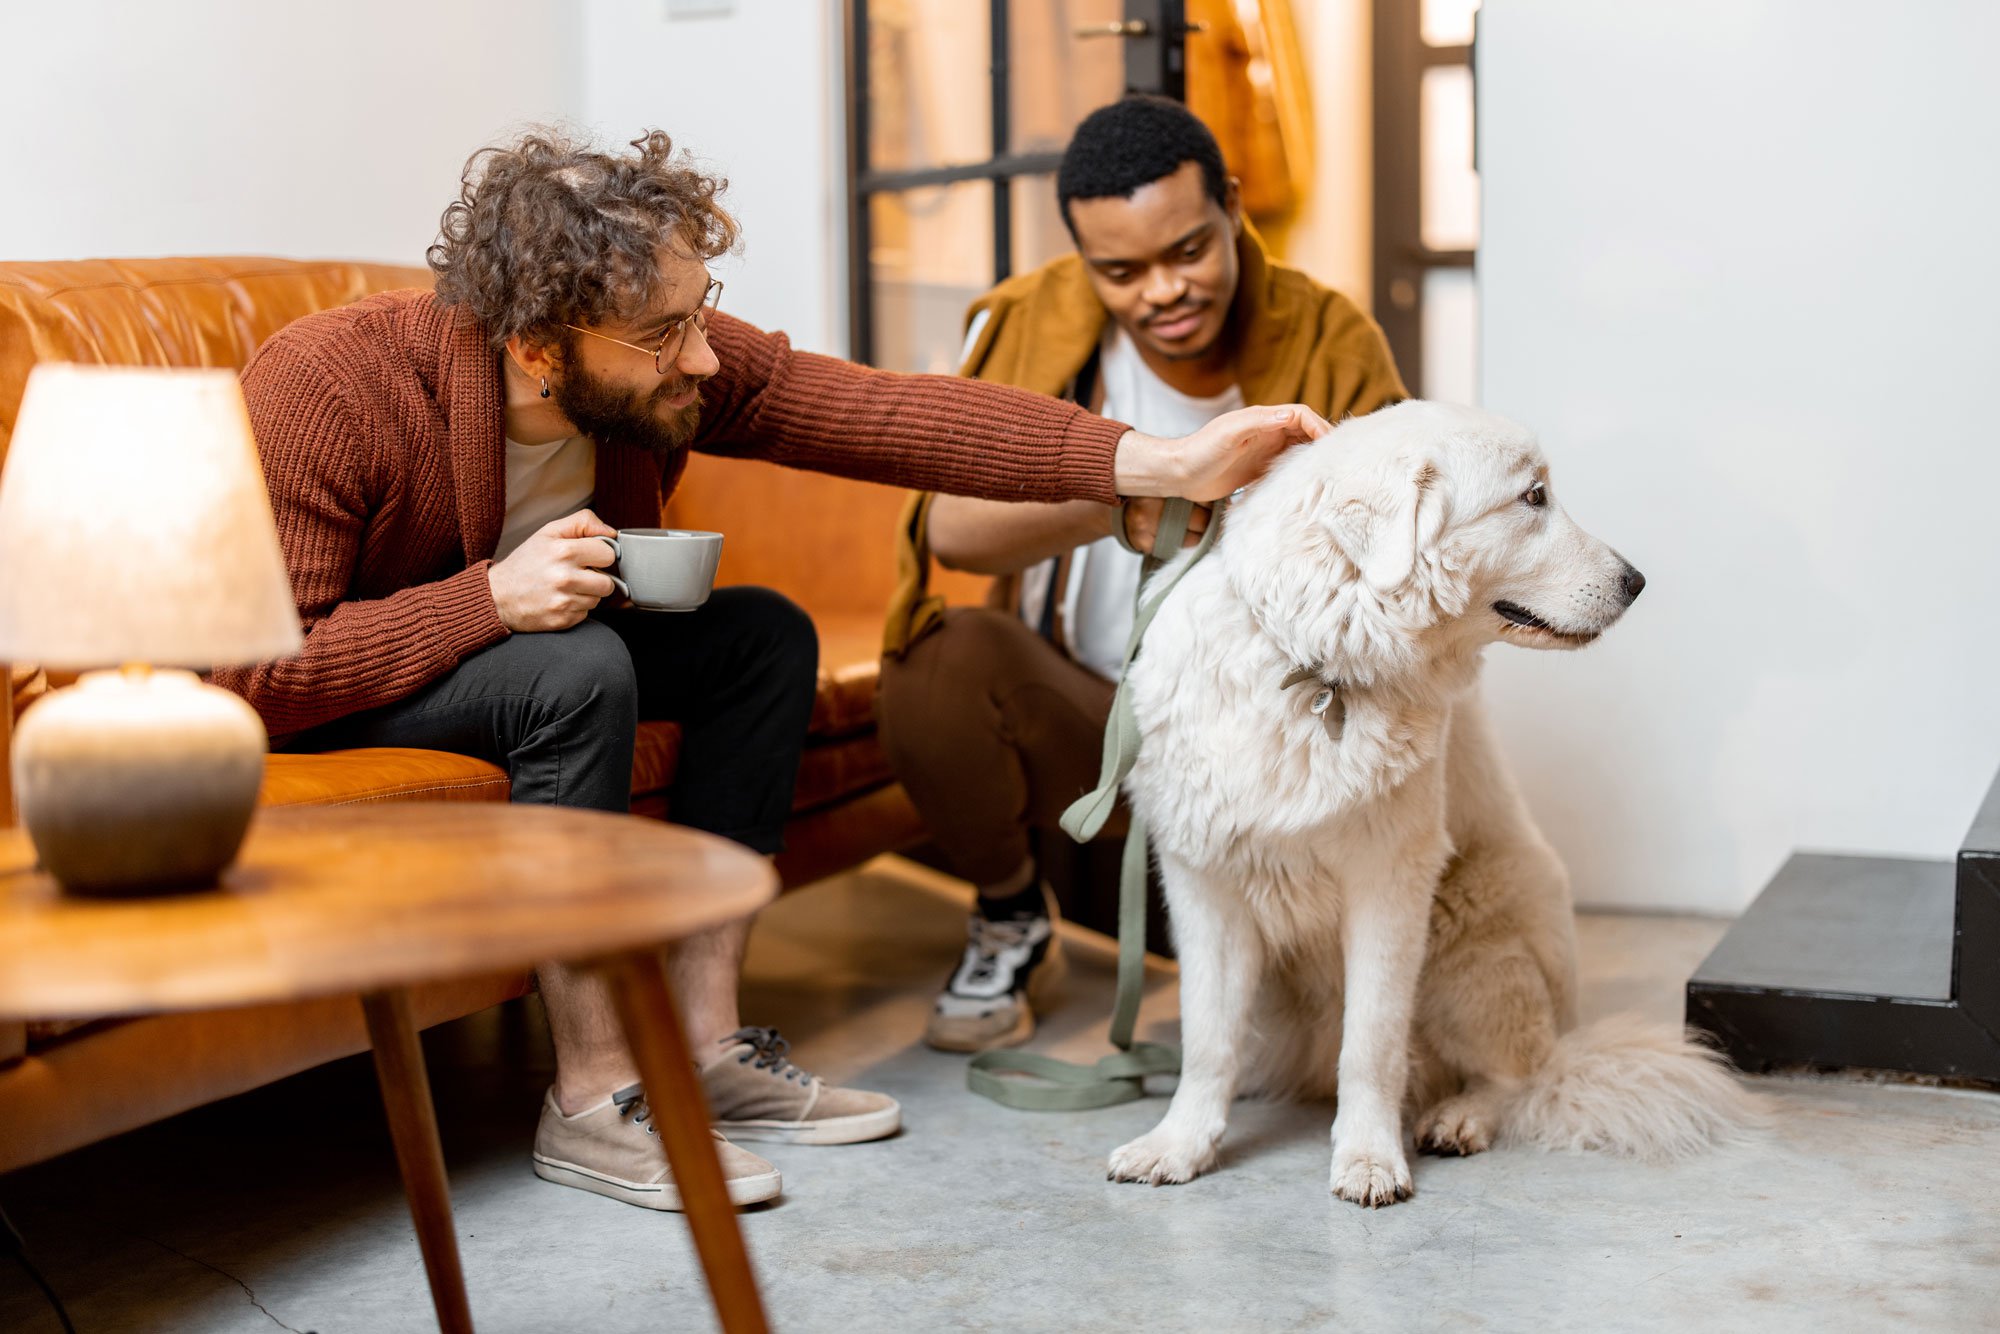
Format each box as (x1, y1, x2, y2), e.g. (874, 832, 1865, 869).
(604, 949, 770, 1334)
(362, 989, 475, 1334)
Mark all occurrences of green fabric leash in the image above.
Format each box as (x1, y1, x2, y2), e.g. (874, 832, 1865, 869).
(967, 495, 1222, 1111)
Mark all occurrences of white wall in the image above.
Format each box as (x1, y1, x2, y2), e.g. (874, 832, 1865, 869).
(1478, 2, 2000, 913)
(577, 0, 846, 354)
(1, 1, 847, 350)
(1, 1, 580, 264)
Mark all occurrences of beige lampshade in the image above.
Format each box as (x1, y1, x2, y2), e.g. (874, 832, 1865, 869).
(0, 364, 303, 669)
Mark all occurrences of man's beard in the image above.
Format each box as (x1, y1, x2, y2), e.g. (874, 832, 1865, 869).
(554, 365, 703, 458)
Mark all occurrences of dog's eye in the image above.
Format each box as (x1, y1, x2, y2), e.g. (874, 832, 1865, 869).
(1521, 482, 1547, 509)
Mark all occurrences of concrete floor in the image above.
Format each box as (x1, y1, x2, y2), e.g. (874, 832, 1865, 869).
(3, 856, 1997, 1333)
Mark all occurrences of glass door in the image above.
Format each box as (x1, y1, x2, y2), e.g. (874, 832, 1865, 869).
(1373, 0, 1480, 400)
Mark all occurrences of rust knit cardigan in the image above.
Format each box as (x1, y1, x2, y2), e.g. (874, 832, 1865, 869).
(212, 290, 1130, 741)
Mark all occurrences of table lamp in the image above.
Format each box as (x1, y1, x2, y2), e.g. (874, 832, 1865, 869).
(0, 364, 302, 896)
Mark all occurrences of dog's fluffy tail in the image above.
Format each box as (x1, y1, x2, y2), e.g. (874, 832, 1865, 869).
(1494, 1014, 1770, 1161)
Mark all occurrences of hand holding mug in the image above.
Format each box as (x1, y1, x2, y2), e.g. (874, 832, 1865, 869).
(487, 510, 620, 633)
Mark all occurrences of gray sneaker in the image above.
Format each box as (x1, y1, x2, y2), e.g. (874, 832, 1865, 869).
(702, 1027, 902, 1145)
(532, 1084, 782, 1210)
(925, 889, 1066, 1053)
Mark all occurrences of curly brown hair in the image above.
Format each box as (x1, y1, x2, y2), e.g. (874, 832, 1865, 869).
(428, 128, 739, 352)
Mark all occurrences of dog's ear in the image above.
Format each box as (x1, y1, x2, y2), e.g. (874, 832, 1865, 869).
(1334, 457, 1448, 595)
(1222, 443, 1449, 686)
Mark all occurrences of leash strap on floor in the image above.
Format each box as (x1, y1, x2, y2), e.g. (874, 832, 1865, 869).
(969, 496, 1221, 1111)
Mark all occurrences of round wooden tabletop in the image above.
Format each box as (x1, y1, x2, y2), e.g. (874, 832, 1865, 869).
(0, 804, 778, 1019)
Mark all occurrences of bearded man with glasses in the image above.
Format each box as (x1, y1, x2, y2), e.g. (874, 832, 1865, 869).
(213, 128, 1329, 1214)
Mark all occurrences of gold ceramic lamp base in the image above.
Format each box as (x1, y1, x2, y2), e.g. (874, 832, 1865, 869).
(11, 667, 267, 896)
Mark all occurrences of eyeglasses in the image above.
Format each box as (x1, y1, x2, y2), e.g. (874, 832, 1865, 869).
(565, 278, 724, 375)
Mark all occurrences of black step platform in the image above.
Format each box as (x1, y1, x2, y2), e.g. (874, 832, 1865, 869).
(1686, 768, 2000, 1085)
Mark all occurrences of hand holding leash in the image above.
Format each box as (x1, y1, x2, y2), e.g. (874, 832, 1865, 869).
(1114, 497, 1212, 557)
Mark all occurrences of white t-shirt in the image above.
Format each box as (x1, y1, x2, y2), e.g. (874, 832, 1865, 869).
(1020, 326, 1243, 681)
(495, 434, 596, 562)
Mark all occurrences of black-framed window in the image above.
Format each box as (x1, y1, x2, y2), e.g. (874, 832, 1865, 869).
(844, 1, 1195, 371)
(1373, 0, 1480, 400)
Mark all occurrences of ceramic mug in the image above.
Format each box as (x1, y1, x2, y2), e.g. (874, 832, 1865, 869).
(596, 528, 724, 612)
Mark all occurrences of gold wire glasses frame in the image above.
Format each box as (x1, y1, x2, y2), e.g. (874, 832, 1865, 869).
(564, 278, 724, 375)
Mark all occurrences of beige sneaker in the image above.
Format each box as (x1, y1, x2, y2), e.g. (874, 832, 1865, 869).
(924, 888, 1067, 1053)
(701, 1028, 902, 1145)
(532, 1084, 781, 1210)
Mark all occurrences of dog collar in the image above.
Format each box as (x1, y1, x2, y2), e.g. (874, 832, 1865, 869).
(1281, 665, 1345, 739)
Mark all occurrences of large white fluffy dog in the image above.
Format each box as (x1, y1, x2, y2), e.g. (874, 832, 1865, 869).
(1111, 401, 1758, 1206)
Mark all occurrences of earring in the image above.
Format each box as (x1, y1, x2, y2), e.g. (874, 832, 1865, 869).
(539, 377, 551, 399)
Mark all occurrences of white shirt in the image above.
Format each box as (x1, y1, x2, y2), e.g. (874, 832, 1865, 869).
(495, 434, 596, 562)
(1022, 325, 1244, 681)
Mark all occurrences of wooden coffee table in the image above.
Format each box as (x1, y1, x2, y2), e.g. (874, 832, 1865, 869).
(0, 803, 780, 1334)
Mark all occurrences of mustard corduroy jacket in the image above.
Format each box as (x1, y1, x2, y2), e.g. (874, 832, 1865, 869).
(881, 227, 1407, 659)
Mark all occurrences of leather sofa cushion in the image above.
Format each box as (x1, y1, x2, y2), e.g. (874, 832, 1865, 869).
(811, 615, 888, 739)
(795, 734, 896, 815)
(630, 723, 685, 799)
(263, 709, 892, 815)
(258, 619, 891, 808)
(260, 747, 511, 807)
(264, 724, 688, 808)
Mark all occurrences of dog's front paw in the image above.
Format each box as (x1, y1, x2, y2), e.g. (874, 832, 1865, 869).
(1108, 1129, 1218, 1186)
(1330, 1146, 1413, 1207)
(1415, 1094, 1496, 1157)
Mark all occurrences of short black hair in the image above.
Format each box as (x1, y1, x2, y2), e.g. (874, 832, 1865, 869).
(1056, 96, 1229, 233)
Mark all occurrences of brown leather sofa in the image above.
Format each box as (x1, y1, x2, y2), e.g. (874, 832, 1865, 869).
(0, 256, 987, 1172)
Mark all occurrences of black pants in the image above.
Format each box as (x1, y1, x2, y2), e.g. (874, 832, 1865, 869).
(284, 587, 819, 854)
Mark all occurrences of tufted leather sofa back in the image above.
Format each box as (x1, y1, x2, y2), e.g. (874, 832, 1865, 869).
(0, 256, 433, 467)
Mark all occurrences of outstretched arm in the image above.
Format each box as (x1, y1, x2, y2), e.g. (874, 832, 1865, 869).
(692, 314, 1329, 505)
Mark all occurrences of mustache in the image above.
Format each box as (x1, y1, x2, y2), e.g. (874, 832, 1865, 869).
(1143, 301, 1208, 329)
(648, 374, 705, 407)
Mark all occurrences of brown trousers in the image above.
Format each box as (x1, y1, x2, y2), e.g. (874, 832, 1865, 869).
(876, 607, 1120, 888)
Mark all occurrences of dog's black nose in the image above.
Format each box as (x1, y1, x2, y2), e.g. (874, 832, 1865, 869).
(1622, 565, 1646, 602)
